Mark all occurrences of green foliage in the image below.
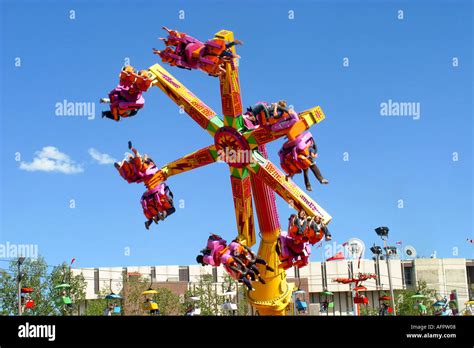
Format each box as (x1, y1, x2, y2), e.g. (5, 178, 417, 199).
(0, 269, 17, 315)
(0, 256, 55, 315)
(84, 285, 115, 316)
(359, 305, 379, 316)
(182, 289, 196, 315)
(152, 288, 181, 315)
(122, 276, 148, 315)
(191, 273, 223, 316)
(0, 256, 86, 316)
(49, 263, 86, 315)
(394, 281, 436, 316)
(85, 299, 109, 316)
(222, 274, 249, 316)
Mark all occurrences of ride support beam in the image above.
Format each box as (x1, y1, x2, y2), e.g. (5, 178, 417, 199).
(249, 150, 332, 225)
(229, 170, 256, 247)
(144, 145, 218, 190)
(148, 64, 224, 136)
(215, 30, 243, 128)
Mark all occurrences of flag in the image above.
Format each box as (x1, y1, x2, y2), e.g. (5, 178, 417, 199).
(396, 241, 402, 245)
(70, 258, 76, 265)
(326, 251, 345, 262)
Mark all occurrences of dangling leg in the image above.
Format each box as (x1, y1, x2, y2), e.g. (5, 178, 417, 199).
(303, 168, 312, 191)
(309, 163, 329, 184)
(254, 257, 274, 272)
(102, 111, 118, 121)
(165, 207, 176, 217)
(322, 225, 332, 241)
(246, 269, 257, 281)
(242, 276, 254, 291)
(250, 264, 261, 277)
(144, 219, 153, 230)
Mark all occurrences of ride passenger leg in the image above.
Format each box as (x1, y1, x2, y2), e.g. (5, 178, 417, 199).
(303, 168, 312, 191)
(322, 224, 332, 241)
(253, 257, 274, 272)
(309, 163, 329, 184)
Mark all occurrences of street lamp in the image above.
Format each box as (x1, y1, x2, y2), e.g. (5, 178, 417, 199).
(17, 257, 26, 316)
(373, 227, 397, 316)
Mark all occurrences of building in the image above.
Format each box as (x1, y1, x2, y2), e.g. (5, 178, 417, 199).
(73, 258, 474, 315)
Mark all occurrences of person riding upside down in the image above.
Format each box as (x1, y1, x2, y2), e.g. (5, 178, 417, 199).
(196, 236, 271, 291)
(114, 141, 157, 183)
(244, 100, 298, 132)
(279, 132, 329, 191)
(114, 141, 175, 230)
(231, 241, 275, 284)
(153, 27, 243, 76)
(302, 138, 329, 190)
(101, 66, 152, 121)
(141, 182, 175, 230)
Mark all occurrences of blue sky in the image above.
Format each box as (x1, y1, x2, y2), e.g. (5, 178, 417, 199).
(0, 0, 472, 268)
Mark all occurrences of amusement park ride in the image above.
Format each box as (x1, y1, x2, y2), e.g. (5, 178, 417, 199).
(102, 27, 332, 315)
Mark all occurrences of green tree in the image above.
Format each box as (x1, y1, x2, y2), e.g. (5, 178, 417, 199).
(85, 298, 109, 316)
(221, 274, 250, 316)
(84, 283, 121, 316)
(153, 288, 181, 315)
(122, 276, 148, 315)
(394, 281, 436, 316)
(191, 274, 223, 316)
(49, 262, 86, 315)
(0, 269, 17, 315)
(0, 256, 55, 315)
(236, 284, 251, 316)
(182, 289, 197, 315)
(359, 305, 379, 316)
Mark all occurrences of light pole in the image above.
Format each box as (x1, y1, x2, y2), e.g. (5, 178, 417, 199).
(17, 257, 26, 316)
(375, 227, 397, 316)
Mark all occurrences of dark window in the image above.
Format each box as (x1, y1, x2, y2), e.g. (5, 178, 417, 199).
(151, 267, 156, 282)
(404, 267, 413, 286)
(212, 267, 218, 283)
(94, 269, 99, 294)
(179, 266, 190, 282)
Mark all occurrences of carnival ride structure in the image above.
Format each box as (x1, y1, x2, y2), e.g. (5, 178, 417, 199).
(103, 28, 332, 315)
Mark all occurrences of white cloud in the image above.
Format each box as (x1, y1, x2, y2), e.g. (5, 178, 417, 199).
(19, 146, 84, 174)
(88, 148, 116, 165)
